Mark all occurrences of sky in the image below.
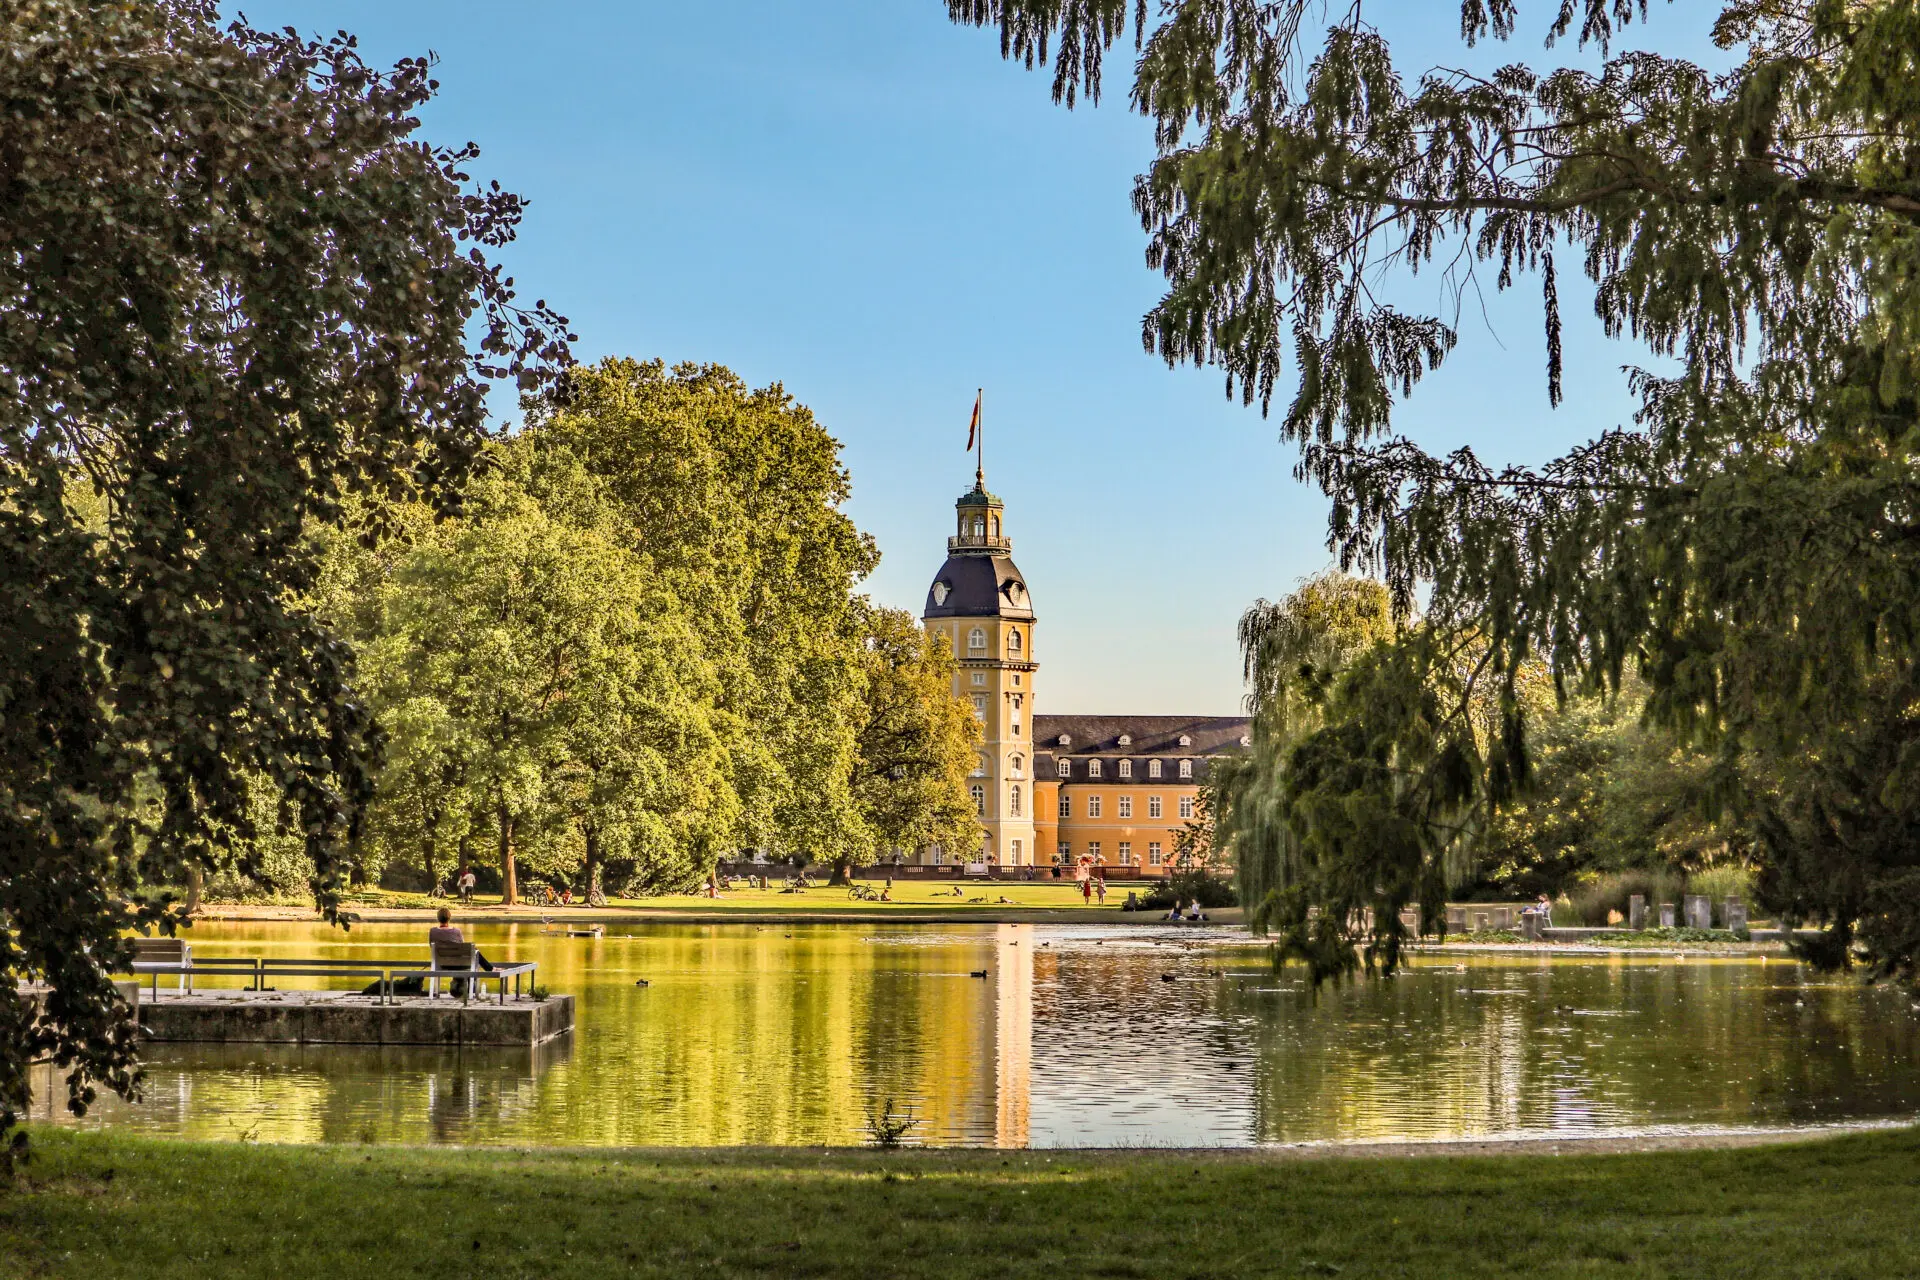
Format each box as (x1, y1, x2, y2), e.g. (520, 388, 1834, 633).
(238, 1, 1725, 715)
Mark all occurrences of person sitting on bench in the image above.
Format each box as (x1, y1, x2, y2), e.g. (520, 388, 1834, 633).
(427, 908, 494, 971)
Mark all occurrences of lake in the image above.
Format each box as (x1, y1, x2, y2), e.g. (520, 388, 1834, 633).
(36, 920, 1920, 1148)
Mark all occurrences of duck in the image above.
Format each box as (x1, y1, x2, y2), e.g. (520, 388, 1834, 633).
(634, 979, 650, 987)
(1160, 973, 1177, 983)
(969, 970, 989, 979)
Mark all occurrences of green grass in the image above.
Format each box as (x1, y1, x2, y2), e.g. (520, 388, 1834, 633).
(6, 1127, 1919, 1278)
(286, 881, 1154, 918)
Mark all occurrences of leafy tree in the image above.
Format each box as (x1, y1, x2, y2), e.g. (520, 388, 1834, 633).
(525, 359, 878, 865)
(950, 0, 1920, 981)
(0, 2, 564, 1143)
(841, 603, 981, 881)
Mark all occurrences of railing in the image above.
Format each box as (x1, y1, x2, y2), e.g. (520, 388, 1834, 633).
(124, 955, 539, 1006)
(947, 532, 1012, 553)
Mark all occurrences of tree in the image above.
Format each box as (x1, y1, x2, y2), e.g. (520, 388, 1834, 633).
(524, 359, 878, 865)
(950, 0, 1920, 982)
(842, 603, 982, 881)
(0, 2, 566, 1143)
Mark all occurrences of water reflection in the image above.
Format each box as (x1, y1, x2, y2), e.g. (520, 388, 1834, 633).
(40, 922, 1920, 1148)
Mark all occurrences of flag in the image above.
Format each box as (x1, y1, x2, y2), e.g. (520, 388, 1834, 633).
(965, 390, 980, 452)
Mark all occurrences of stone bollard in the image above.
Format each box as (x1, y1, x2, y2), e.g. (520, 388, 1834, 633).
(1724, 899, 1748, 932)
(1659, 903, 1677, 928)
(1684, 894, 1712, 930)
(1629, 894, 1647, 931)
(1520, 911, 1542, 941)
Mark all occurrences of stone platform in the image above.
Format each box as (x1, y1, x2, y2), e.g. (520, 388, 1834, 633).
(137, 989, 572, 1047)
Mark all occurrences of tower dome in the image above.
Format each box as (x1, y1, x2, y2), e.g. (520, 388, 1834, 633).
(925, 477, 1034, 621)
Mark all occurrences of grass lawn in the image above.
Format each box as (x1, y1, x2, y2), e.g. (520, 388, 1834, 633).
(5, 1127, 1919, 1279)
(206, 880, 1184, 922)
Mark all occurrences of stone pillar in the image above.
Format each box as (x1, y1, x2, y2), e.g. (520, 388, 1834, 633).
(1628, 894, 1647, 931)
(1724, 899, 1748, 932)
(1684, 894, 1712, 930)
(1659, 902, 1677, 928)
(1520, 911, 1543, 941)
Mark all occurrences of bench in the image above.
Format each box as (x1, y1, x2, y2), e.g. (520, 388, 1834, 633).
(424, 941, 538, 1005)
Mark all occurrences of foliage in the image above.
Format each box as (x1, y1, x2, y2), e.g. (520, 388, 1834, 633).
(524, 359, 880, 866)
(0, 2, 565, 1140)
(950, 0, 1920, 982)
(845, 603, 981, 877)
(1140, 869, 1238, 912)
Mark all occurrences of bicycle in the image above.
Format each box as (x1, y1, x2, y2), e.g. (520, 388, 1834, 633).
(847, 884, 881, 902)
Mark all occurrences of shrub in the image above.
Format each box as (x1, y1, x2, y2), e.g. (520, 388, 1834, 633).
(1141, 869, 1237, 912)
(1564, 869, 1687, 927)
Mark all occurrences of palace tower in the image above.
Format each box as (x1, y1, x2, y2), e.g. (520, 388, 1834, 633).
(922, 471, 1037, 865)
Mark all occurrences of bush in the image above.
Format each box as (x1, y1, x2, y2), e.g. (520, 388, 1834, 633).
(1688, 865, 1754, 903)
(1141, 869, 1237, 912)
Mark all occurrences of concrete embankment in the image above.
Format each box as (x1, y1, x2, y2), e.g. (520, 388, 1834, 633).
(137, 990, 573, 1047)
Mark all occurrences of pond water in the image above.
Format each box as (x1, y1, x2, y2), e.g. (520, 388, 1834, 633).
(36, 921, 1920, 1148)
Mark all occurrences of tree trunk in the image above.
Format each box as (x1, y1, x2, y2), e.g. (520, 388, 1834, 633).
(829, 855, 853, 887)
(183, 866, 204, 917)
(421, 829, 438, 895)
(581, 825, 599, 905)
(498, 802, 518, 906)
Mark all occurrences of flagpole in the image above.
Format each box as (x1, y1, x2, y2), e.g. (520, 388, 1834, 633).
(976, 387, 984, 487)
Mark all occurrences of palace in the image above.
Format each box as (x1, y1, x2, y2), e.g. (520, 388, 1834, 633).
(920, 470, 1248, 872)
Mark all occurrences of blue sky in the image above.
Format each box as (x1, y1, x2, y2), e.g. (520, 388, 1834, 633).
(242, 2, 1722, 714)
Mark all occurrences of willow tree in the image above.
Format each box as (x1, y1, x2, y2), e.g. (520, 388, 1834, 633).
(950, 0, 1920, 980)
(0, 2, 566, 1143)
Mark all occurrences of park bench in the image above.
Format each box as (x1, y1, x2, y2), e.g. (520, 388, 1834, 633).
(424, 941, 538, 1005)
(126, 938, 267, 997)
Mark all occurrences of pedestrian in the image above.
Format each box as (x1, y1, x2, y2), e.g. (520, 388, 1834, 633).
(1081, 874, 1093, 904)
(456, 868, 476, 905)
(1095, 876, 1107, 906)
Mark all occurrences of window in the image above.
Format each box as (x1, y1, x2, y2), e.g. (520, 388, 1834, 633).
(971, 672, 987, 686)
(1058, 793, 1071, 817)
(967, 627, 986, 651)
(971, 694, 987, 720)
(970, 784, 985, 816)
(931, 847, 945, 865)
(1148, 842, 1163, 867)
(1087, 795, 1102, 818)
(1179, 795, 1195, 819)
(1179, 759, 1193, 779)
(1118, 841, 1134, 865)
(1087, 841, 1102, 862)
(1118, 734, 1131, 747)
(971, 516, 985, 537)
(1057, 759, 1071, 778)
(1009, 785, 1022, 818)
(1089, 760, 1103, 778)
(1118, 759, 1132, 779)
(1010, 755, 1024, 778)
(1008, 630, 1023, 656)
(1011, 839, 1021, 861)
(1057, 842, 1069, 862)
(1118, 795, 1132, 819)
(1148, 759, 1162, 779)
(971, 754, 987, 777)
(1148, 795, 1162, 819)
(1178, 735, 1193, 747)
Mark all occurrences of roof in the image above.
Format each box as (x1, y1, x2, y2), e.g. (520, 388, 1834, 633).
(924, 553, 1034, 619)
(1032, 715, 1249, 757)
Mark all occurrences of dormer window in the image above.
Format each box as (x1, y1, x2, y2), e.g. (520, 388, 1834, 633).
(1089, 760, 1103, 779)
(1118, 759, 1132, 779)
(1057, 759, 1070, 778)
(1118, 734, 1131, 747)
(1179, 759, 1193, 779)
(1178, 734, 1193, 747)
(1148, 759, 1162, 779)
(1057, 734, 1071, 747)
(1239, 735, 1252, 747)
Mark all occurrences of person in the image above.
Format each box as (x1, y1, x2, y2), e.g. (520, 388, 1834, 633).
(1186, 901, 1205, 922)
(1536, 894, 1553, 927)
(1165, 899, 1183, 921)
(1095, 876, 1107, 906)
(426, 907, 494, 971)
(456, 868, 476, 905)
(1081, 875, 1093, 904)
